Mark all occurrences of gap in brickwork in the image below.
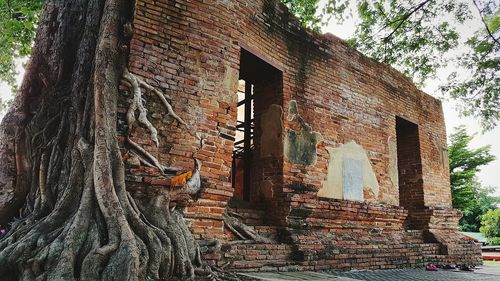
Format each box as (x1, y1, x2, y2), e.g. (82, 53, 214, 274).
(396, 116, 425, 229)
(231, 48, 283, 207)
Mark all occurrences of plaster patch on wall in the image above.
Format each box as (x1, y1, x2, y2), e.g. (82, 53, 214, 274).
(432, 138, 449, 170)
(259, 180, 274, 200)
(318, 141, 380, 201)
(388, 136, 399, 188)
(441, 148, 449, 169)
(285, 123, 321, 165)
(260, 104, 283, 157)
(223, 66, 239, 93)
(343, 158, 364, 201)
(287, 100, 299, 121)
(284, 100, 321, 166)
(375, 136, 399, 206)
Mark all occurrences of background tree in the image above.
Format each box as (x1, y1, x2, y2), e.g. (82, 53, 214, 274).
(448, 126, 498, 231)
(460, 186, 499, 231)
(0, 0, 42, 90)
(480, 208, 500, 245)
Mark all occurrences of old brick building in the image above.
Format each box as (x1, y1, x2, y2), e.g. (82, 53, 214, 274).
(121, 0, 482, 271)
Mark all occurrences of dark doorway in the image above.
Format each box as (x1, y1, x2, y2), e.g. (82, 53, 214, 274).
(396, 116, 425, 228)
(232, 48, 282, 203)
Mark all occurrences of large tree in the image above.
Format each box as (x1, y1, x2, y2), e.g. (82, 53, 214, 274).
(459, 186, 499, 231)
(448, 126, 498, 231)
(0, 0, 213, 280)
(0, 0, 42, 90)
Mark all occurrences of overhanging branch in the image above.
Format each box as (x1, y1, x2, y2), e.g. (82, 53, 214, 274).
(383, 0, 432, 42)
(473, 0, 500, 46)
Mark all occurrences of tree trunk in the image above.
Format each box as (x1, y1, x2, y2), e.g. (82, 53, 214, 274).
(0, 0, 209, 280)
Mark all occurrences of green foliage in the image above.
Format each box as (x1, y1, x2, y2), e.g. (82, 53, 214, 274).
(0, 97, 12, 116)
(448, 126, 495, 210)
(351, 0, 469, 85)
(281, 0, 350, 30)
(0, 0, 43, 90)
(284, 0, 500, 130)
(447, 126, 498, 232)
(480, 208, 500, 244)
(487, 236, 500, 245)
(0, 0, 499, 129)
(442, 9, 500, 131)
(459, 186, 500, 232)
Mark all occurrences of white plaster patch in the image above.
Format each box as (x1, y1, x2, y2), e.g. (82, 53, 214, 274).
(382, 136, 400, 205)
(343, 158, 364, 201)
(318, 141, 380, 201)
(388, 136, 399, 189)
(223, 66, 239, 93)
(442, 148, 449, 169)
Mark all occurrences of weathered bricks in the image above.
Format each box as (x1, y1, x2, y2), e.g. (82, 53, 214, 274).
(120, 0, 481, 272)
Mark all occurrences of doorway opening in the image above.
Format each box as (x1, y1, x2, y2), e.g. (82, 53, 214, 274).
(231, 48, 282, 203)
(396, 116, 425, 228)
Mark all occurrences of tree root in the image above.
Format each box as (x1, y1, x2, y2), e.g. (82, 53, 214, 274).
(223, 211, 274, 244)
(122, 68, 188, 145)
(126, 136, 182, 174)
(134, 75, 188, 128)
(123, 68, 160, 147)
(122, 67, 202, 195)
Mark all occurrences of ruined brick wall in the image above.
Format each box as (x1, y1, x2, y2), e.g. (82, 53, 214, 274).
(121, 0, 478, 270)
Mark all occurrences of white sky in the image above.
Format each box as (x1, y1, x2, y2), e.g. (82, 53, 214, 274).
(0, 3, 498, 196)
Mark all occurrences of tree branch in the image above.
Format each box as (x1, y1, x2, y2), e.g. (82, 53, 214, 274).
(473, 0, 500, 46)
(383, 0, 433, 42)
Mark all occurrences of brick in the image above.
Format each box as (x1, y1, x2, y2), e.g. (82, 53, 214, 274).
(118, 0, 479, 272)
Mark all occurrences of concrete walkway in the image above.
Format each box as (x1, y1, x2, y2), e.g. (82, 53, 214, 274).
(238, 271, 358, 281)
(238, 265, 500, 281)
(329, 266, 500, 281)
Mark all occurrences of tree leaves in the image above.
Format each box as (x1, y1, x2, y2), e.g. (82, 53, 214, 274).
(0, 0, 42, 91)
(286, 0, 499, 130)
(281, 0, 351, 30)
(349, 0, 468, 85)
(448, 126, 498, 231)
(443, 7, 499, 131)
(0, 0, 499, 129)
(480, 208, 500, 244)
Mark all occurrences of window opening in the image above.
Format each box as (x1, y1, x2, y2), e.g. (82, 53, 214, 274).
(232, 80, 254, 201)
(231, 48, 282, 203)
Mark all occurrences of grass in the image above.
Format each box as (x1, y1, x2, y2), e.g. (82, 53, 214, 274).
(483, 260, 500, 265)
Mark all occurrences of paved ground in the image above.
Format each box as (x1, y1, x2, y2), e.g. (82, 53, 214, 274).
(238, 265, 500, 281)
(329, 266, 500, 281)
(238, 271, 358, 281)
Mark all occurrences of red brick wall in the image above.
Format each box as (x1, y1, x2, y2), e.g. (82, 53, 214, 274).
(122, 0, 475, 270)
(126, 0, 451, 235)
